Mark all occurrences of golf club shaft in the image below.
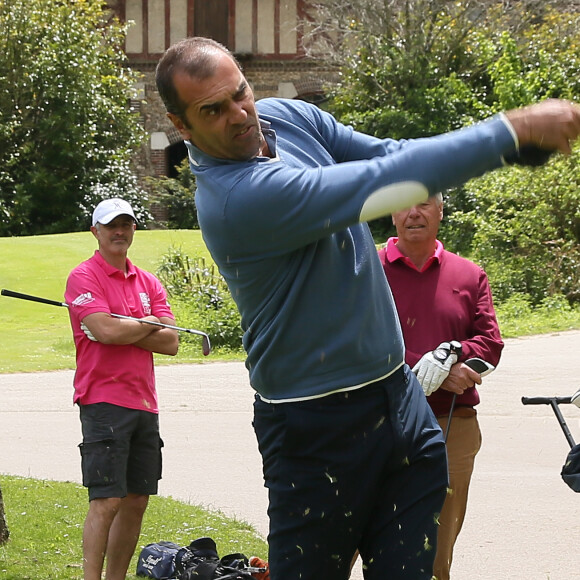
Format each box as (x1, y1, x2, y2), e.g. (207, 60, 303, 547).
(1, 289, 67, 308)
(2, 288, 211, 355)
(443, 360, 492, 443)
(110, 312, 204, 336)
(444, 393, 457, 444)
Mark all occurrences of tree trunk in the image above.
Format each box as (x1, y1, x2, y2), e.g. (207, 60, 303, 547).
(0, 484, 9, 545)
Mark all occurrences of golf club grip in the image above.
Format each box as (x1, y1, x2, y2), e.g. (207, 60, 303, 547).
(521, 396, 572, 405)
(1, 289, 67, 308)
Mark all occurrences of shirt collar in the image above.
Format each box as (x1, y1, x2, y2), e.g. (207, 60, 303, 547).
(94, 250, 136, 278)
(185, 118, 278, 168)
(385, 237, 443, 272)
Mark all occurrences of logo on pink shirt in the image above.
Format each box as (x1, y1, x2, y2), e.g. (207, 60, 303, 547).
(72, 292, 95, 306)
(140, 292, 151, 315)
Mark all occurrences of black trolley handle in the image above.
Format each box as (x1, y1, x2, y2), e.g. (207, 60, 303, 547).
(521, 396, 576, 448)
(522, 396, 572, 405)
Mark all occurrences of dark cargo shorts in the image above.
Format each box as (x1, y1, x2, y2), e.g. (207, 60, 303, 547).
(78, 402, 163, 501)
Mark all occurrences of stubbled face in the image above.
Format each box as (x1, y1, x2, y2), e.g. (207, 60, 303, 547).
(91, 215, 136, 257)
(392, 197, 443, 245)
(167, 52, 265, 161)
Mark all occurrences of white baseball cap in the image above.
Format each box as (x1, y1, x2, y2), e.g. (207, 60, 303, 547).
(92, 198, 137, 226)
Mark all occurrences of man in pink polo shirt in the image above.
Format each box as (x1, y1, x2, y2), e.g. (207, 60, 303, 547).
(65, 198, 179, 580)
(378, 193, 504, 580)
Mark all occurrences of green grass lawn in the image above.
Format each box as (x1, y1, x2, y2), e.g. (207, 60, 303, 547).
(0, 229, 223, 373)
(3, 230, 580, 372)
(2, 230, 580, 579)
(0, 230, 260, 578)
(0, 475, 267, 580)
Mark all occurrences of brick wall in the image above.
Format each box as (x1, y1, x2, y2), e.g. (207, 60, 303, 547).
(131, 60, 338, 224)
(135, 59, 338, 177)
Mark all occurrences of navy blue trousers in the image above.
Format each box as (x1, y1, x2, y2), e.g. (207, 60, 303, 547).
(253, 365, 448, 580)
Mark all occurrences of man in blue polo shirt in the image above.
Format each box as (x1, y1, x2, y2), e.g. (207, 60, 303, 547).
(155, 36, 580, 580)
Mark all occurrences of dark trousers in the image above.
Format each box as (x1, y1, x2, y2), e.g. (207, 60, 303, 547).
(253, 365, 448, 580)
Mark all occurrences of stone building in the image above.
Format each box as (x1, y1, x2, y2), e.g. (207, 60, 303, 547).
(110, 0, 336, 185)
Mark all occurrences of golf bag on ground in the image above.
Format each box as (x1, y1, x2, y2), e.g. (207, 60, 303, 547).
(137, 536, 267, 580)
(174, 537, 255, 580)
(136, 541, 181, 579)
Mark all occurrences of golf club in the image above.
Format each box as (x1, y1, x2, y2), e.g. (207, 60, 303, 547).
(444, 393, 457, 444)
(444, 358, 495, 443)
(1, 288, 211, 356)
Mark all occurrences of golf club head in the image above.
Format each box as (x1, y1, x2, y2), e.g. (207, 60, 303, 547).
(464, 358, 495, 377)
(202, 335, 211, 356)
(571, 388, 580, 408)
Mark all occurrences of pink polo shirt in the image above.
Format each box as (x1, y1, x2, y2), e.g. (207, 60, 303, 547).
(65, 251, 174, 413)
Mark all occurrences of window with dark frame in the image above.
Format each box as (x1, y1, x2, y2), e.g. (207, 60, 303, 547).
(193, 0, 229, 48)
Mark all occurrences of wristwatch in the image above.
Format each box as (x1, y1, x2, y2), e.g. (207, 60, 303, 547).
(432, 340, 462, 363)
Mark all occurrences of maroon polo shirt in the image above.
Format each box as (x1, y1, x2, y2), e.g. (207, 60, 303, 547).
(378, 238, 503, 416)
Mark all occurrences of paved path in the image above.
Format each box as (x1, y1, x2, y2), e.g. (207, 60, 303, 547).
(2, 331, 580, 579)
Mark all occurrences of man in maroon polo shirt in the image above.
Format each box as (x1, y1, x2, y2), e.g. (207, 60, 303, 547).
(378, 193, 503, 580)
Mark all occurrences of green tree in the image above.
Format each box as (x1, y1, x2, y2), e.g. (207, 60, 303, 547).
(146, 160, 199, 229)
(444, 149, 580, 306)
(0, 0, 148, 235)
(307, 2, 579, 136)
(440, 10, 580, 257)
(469, 12, 580, 111)
(304, 2, 580, 288)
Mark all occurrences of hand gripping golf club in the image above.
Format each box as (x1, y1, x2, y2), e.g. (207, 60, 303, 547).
(1, 288, 211, 356)
(521, 393, 580, 448)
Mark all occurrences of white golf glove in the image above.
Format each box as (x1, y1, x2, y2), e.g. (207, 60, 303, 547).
(80, 322, 97, 342)
(412, 341, 461, 396)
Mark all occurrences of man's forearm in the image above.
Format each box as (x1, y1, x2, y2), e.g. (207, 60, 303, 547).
(134, 318, 179, 355)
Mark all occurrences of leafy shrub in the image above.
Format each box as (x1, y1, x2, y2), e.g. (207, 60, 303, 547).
(146, 160, 198, 229)
(156, 247, 243, 353)
(496, 292, 580, 338)
(457, 149, 580, 306)
(495, 292, 533, 320)
(0, 0, 147, 235)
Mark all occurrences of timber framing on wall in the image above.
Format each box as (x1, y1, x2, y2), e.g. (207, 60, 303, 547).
(107, 0, 337, 183)
(111, 0, 309, 65)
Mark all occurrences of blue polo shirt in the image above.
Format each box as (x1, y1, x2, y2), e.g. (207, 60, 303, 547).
(186, 98, 516, 401)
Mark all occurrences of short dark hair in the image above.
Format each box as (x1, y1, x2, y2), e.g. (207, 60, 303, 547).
(155, 37, 242, 119)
